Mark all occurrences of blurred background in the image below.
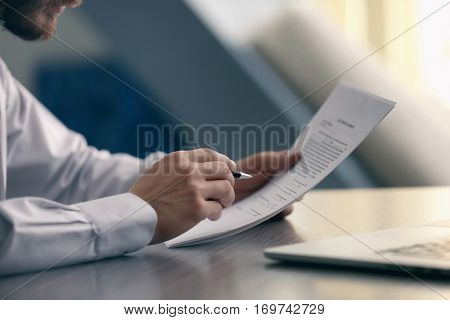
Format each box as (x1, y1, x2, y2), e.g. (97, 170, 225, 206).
(0, 0, 449, 189)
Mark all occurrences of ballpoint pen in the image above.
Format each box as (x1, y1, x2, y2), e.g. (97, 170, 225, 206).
(232, 171, 253, 180)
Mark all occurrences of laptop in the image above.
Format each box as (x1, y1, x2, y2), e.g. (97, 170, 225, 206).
(265, 219, 450, 275)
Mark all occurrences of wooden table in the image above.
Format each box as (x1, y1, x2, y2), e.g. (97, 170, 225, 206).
(2, 187, 450, 300)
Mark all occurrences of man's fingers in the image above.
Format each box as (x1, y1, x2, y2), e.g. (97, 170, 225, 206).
(256, 151, 300, 176)
(203, 180, 235, 208)
(185, 149, 237, 171)
(288, 152, 302, 168)
(197, 161, 235, 187)
(264, 151, 301, 176)
(237, 151, 301, 176)
(202, 201, 224, 221)
(280, 205, 294, 216)
(270, 205, 295, 221)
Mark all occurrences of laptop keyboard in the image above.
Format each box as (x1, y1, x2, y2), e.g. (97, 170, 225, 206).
(380, 239, 450, 260)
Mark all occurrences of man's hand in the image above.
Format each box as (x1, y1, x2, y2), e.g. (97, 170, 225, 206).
(130, 149, 236, 244)
(234, 151, 301, 218)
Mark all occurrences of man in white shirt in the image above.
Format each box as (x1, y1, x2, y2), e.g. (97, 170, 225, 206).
(0, 0, 299, 275)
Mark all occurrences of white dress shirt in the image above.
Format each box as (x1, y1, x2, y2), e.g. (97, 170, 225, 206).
(0, 57, 164, 276)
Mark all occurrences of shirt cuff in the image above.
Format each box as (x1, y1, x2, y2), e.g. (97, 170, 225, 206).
(76, 193, 157, 259)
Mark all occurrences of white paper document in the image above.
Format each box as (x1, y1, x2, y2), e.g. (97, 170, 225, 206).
(166, 82, 396, 248)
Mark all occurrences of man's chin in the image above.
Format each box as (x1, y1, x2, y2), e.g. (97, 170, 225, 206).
(4, 15, 57, 41)
(0, 0, 83, 42)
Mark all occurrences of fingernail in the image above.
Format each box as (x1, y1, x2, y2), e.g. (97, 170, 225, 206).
(231, 160, 237, 169)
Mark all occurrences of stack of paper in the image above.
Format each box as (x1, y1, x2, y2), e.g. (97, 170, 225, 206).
(166, 82, 395, 248)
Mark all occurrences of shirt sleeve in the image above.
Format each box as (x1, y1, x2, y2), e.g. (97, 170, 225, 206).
(3, 60, 166, 204)
(0, 59, 163, 275)
(0, 192, 157, 276)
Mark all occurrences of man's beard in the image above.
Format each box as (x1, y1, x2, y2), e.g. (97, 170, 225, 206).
(0, 0, 82, 41)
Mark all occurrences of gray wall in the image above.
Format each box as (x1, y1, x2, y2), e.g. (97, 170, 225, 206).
(0, 0, 375, 188)
(0, 10, 110, 92)
(80, 0, 294, 159)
